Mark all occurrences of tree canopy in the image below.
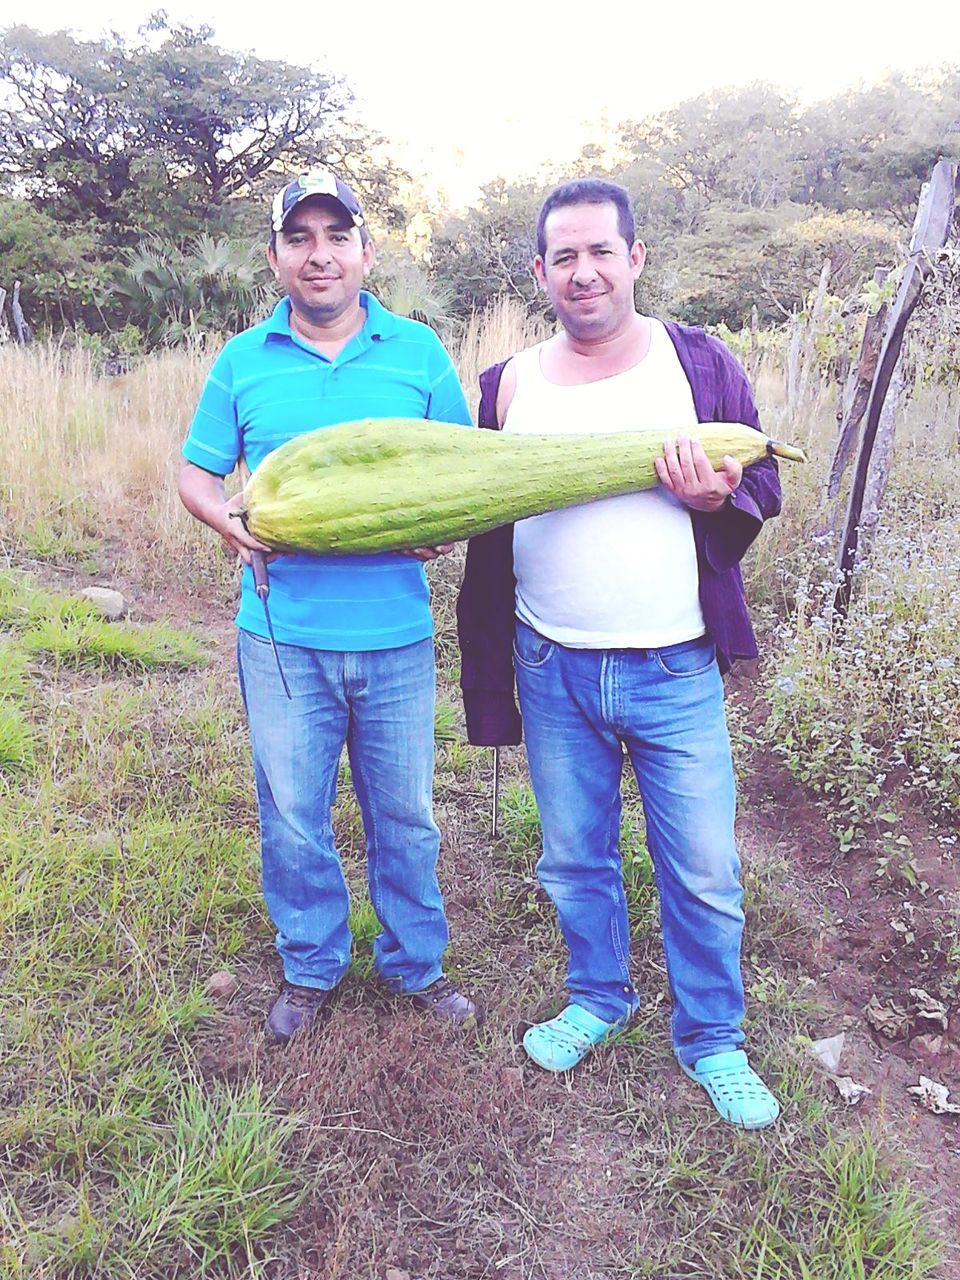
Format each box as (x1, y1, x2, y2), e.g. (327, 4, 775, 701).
(1, 29, 957, 345)
(0, 16, 407, 339)
(0, 16, 404, 242)
(426, 72, 959, 328)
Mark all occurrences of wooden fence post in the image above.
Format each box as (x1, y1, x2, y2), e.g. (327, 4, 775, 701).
(825, 267, 891, 502)
(785, 312, 802, 413)
(832, 159, 958, 626)
(859, 360, 904, 557)
(11, 281, 33, 345)
(748, 304, 761, 382)
(796, 258, 832, 406)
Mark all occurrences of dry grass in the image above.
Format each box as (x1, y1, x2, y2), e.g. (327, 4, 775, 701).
(454, 296, 551, 416)
(1, 320, 957, 817)
(1, 313, 958, 1277)
(0, 298, 550, 580)
(1, 339, 219, 579)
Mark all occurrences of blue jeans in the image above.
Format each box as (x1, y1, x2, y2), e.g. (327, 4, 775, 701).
(237, 629, 448, 993)
(513, 620, 746, 1066)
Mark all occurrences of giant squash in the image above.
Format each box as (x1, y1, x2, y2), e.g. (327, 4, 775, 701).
(240, 417, 805, 555)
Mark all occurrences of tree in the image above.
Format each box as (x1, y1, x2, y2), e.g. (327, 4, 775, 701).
(666, 205, 797, 327)
(619, 84, 802, 217)
(429, 179, 545, 319)
(662, 203, 901, 328)
(0, 17, 406, 247)
(757, 209, 900, 315)
(793, 72, 960, 223)
(0, 197, 106, 330)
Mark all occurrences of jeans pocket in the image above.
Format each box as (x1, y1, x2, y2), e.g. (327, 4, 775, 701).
(654, 635, 716, 678)
(513, 620, 556, 670)
(242, 629, 274, 649)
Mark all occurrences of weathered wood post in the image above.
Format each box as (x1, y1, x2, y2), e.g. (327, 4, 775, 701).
(748, 303, 761, 382)
(11, 281, 33, 345)
(785, 311, 802, 413)
(832, 159, 958, 626)
(796, 258, 832, 406)
(859, 362, 904, 556)
(826, 267, 891, 502)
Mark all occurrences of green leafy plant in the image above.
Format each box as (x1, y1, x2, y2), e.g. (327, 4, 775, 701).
(113, 234, 275, 347)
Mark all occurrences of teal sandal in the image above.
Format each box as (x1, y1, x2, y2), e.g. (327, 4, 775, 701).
(523, 1002, 636, 1073)
(680, 1049, 780, 1129)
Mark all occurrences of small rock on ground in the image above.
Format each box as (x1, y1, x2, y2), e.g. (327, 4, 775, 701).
(206, 971, 239, 1001)
(80, 587, 125, 619)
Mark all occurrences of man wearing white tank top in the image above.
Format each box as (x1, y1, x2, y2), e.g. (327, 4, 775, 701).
(457, 179, 781, 1129)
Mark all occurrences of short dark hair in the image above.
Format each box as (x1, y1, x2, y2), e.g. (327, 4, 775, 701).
(536, 179, 636, 258)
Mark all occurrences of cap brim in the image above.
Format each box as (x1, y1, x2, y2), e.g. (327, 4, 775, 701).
(272, 191, 364, 233)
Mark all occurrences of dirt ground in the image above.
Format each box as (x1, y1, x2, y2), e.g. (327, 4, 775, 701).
(30, 557, 960, 1278)
(728, 661, 960, 1274)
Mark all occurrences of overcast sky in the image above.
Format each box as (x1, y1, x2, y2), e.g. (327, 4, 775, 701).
(14, 0, 960, 207)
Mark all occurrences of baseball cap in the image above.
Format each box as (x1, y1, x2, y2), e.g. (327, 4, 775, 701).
(270, 169, 365, 233)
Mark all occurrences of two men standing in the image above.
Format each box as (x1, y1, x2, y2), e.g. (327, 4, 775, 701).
(180, 168, 780, 1129)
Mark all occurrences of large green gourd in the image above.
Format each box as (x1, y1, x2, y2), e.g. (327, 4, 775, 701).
(241, 418, 806, 554)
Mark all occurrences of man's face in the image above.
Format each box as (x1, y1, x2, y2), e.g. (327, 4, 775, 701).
(267, 195, 374, 326)
(535, 202, 645, 342)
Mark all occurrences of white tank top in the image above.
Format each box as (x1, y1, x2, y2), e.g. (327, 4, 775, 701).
(503, 320, 705, 648)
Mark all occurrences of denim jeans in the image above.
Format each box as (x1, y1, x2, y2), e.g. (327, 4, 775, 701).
(237, 629, 448, 993)
(513, 619, 746, 1066)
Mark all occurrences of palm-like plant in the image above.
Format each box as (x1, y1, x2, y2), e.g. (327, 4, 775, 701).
(372, 261, 456, 335)
(112, 235, 275, 346)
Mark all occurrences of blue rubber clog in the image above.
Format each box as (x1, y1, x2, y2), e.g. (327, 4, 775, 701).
(680, 1049, 780, 1129)
(523, 1002, 636, 1072)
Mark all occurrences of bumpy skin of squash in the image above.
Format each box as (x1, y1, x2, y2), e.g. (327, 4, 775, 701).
(241, 418, 804, 555)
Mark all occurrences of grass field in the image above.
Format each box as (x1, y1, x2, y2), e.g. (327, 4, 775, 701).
(1, 310, 958, 1279)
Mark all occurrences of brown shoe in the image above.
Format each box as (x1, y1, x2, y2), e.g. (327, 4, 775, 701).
(266, 981, 333, 1043)
(409, 976, 483, 1025)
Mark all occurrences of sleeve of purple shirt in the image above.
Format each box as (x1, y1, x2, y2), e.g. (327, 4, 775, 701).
(666, 324, 782, 572)
(455, 360, 522, 746)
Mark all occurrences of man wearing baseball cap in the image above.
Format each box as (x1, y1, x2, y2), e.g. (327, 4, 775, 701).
(179, 167, 479, 1042)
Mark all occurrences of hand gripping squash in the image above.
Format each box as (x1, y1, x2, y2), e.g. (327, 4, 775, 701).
(240, 418, 806, 554)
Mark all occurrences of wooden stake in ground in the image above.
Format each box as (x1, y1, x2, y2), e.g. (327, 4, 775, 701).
(826, 267, 891, 504)
(491, 747, 500, 838)
(11, 281, 33, 345)
(796, 258, 832, 407)
(859, 361, 905, 557)
(832, 159, 958, 625)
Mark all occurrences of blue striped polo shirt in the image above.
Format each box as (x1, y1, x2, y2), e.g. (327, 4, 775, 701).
(182, 292, 472, 651)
